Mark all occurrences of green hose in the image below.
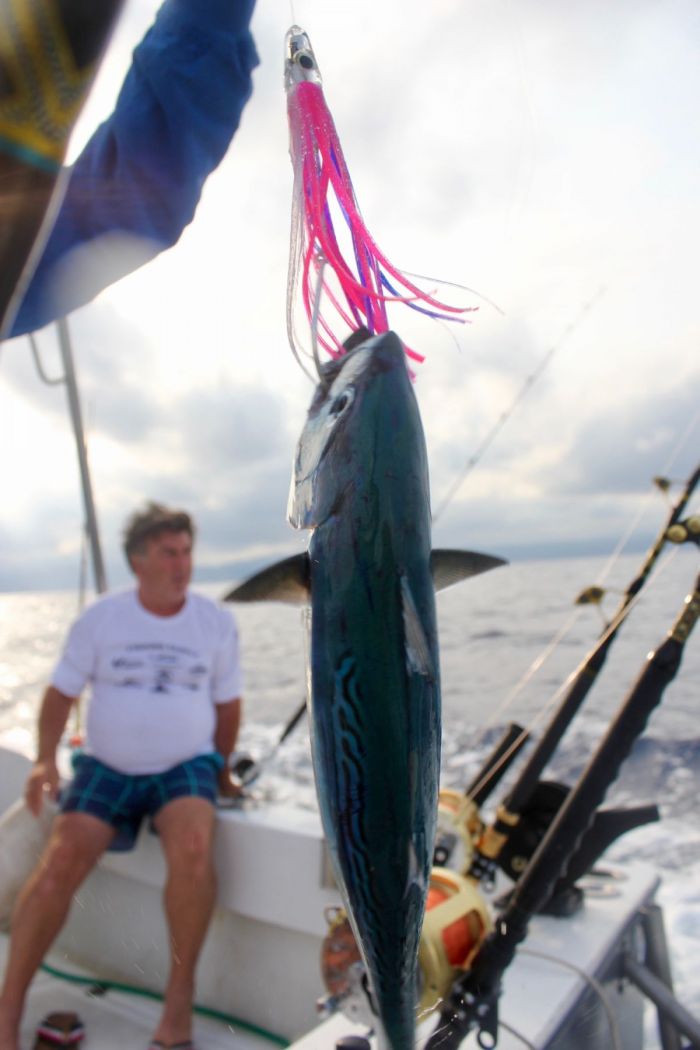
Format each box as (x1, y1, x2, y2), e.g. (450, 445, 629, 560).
(39, 961, 290, 1047)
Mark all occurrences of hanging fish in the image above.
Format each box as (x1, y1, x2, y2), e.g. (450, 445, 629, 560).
(284, 26, 473, 369)
(226, 330, 505, 1049)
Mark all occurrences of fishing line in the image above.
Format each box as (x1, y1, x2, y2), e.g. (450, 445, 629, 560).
(471, 605, 583, 740)
(432, 287, 606, 523)
(519, 948, 623, 1050)
(496, 1020, 538, 1049)
(462, 609, 581, 804)
(426, 999, 537, 1048)
(596, 404, 700, 589)
(310, 254, 326, 379)
(459, 449, 698, 792)
(399, 269, 506, 317)
(464, 548, 680, 804)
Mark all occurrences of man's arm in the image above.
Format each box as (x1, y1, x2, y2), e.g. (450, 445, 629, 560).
(214, 697, 242, 797)
(9, 0, 259, 337)
(25, 686, 77, 815)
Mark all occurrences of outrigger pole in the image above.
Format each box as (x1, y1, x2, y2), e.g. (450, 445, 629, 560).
(56, 318, 108, 595)
(0, 1, 124, 338)
(427, 567, 700, 1050)
(472, 463, 700, 877)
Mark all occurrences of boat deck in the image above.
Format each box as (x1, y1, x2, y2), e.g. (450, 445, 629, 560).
(286, 864, 660, 1049)
(2, 862, 661, 1050)
(0, 936, 279, 1050)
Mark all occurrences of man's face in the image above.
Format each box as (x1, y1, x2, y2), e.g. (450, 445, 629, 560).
(132, 529, 193, 610)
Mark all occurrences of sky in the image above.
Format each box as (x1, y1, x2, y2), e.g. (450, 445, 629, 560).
(1, 0, 699, 592)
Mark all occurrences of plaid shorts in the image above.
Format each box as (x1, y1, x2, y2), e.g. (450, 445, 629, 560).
(60, 752, 222, 851)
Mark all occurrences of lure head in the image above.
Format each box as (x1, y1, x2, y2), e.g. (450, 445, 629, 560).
(284, 25, 322, 90)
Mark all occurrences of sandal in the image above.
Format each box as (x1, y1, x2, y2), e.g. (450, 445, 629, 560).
(147, 1042, 195, 1050)
(34, 1012, 85, 1048)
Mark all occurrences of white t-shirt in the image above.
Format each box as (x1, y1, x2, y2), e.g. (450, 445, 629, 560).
(52, 589, 243, 775)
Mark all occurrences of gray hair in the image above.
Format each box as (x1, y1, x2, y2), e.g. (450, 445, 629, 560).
(123, 502, 195, 565)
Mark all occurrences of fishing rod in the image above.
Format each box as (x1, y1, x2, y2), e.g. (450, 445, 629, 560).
(433, 723, 529, 874)
(0, 1, 124, 338)
(427, 565, 700, 1050)
(471, 463, 700, 881)
(231, 698, 308, 787)
(464, 722, 529, 809)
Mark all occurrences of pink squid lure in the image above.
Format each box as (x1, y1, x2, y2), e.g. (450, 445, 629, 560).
(285, 26, 473, 370)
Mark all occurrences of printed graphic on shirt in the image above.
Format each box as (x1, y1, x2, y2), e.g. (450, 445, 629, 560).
(110, 642, 208, 695)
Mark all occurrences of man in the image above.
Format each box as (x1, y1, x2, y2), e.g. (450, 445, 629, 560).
(0, 503, 243, 1050)
(8, 0, 259, 338)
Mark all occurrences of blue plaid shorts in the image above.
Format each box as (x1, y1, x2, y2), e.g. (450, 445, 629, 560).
(60, 752, 222, 851)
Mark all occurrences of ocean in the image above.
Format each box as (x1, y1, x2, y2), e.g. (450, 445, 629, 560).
(1, 549, 698, 1047)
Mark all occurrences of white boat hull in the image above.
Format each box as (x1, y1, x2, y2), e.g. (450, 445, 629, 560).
(0, 745, 672, 1049)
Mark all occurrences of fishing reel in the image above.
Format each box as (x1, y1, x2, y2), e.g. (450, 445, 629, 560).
(317, 868, 491, 1026)
(418, 868, 492, 1013)
(432, 788, 483, 874)
(318, 906, 372, 1027)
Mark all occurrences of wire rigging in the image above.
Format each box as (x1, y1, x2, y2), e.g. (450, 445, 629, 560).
(596, 402, 700, 588)
(464, 547, 680, 805)
(459, 414, 699, 796)
(433, 287, 606, 522)
(519, 948, 623, 1050)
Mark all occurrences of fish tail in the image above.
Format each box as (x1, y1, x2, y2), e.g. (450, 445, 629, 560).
(378, 1000, 417, 1050)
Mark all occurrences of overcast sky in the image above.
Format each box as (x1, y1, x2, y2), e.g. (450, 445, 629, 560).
(1, 0, 698, 592)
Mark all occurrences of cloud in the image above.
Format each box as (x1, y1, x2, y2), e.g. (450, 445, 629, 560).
(174, 383, 292, 474)
(545, 373, 700, 496)
(3, 0, 700, 592)
(2, 309, 159, 444)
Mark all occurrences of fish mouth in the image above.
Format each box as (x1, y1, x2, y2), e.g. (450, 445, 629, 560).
(295, 331, 411, 480)
(290, 331, 415, 528)
(309, 327, 374, 400)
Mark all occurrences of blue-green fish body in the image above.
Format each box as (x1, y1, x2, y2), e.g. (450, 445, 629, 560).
(296, 334, 438, 1049)
(227, 331, 504, 1048)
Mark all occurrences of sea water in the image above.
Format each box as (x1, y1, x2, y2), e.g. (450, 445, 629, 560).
(1, 550, 698, 1047)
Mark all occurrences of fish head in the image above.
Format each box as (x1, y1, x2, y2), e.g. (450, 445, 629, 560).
(288, 330, 425, 530)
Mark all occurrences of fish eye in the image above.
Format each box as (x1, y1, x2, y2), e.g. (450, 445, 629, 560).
(330, 388, 354, 416)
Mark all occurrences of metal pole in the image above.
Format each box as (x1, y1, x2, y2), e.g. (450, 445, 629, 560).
(623, 953, 700, 1049)
(56, 318, 108, 594)
(642, 905, 683, 1050)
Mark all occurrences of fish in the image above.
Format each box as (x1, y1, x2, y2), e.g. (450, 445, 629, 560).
(226, 330, 505, 1049)
(284, 25, 475, 369)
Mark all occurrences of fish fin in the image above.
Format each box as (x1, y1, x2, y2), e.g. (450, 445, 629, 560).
(223, 554, 310, 605)
(405, 839, 427, 898)
(400, 576, 435, 679)
(431, 549, 507, 592)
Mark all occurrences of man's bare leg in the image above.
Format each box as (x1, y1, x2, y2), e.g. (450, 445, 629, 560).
(150, 797, 217, 1047)
(0, 812, 114, 1050)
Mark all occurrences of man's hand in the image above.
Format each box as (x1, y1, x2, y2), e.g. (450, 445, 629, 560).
(217, 768, 244, 801)
(25, 759, 60, 816)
